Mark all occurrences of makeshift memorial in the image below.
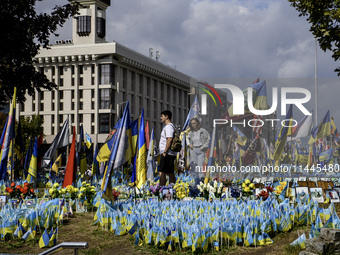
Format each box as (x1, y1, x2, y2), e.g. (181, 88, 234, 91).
(48, 183, 62, 199)
(78, 181, 96, 209)
(229, 186, 241, 199)
(65, 185, 78, 200)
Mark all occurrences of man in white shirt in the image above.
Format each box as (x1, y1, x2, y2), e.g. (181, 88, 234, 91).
(159, 110, 177, 186)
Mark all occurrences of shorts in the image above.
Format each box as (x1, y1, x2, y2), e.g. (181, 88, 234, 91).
(159, 154, 176, 174)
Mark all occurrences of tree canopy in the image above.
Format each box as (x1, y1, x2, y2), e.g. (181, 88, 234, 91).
(288, 0, 340, 76)
(0, 0, 79, 107)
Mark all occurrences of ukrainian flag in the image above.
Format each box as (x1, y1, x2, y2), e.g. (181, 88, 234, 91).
(0, 87, 16, 180)
(101, 102, 132, 200)
(78, 124, 87, 175)
(182, 94, 201, 131)
(96, 130, 117, 162)
(136, 109, 147, 188)
(233, 126, 247, 146)
(85, 132, 92, 149)
(52, 154, 62, 174)
(273, 104, 293, 161)
(26, 137, 38, 183)
(331, 116, 338, 137)
(308, 110, 331, 145)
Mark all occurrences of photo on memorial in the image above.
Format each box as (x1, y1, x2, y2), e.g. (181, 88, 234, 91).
(309, 177, 318, 183)
(325, 189, 340, 203)
(295, 187, 309, 200)
(289, 187, 296, 202)
(148, 196, 158, 203)
(162, 188, 173, 201)
(255, 188, 266, 196)
(310, 187, 324, 203)
(0, 195, 6, 208)
(24, 199, 35, 208)
(298, 177, 307, 181)
(182, 197, 193, 201)
(320, 177, 330, 182)
(331, 178, 340, 187)
(252, 178, 261, 184)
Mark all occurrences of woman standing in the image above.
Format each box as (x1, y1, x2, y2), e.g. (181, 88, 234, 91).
(186, 118, 210, 183)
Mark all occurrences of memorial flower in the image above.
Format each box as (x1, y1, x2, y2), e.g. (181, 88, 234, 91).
(241, 179, 255, 197)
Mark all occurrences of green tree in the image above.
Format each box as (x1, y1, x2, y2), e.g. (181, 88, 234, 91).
(288, 0, 340, 76)
(0, 0, 79, 106)
(19, 115, 44, 151)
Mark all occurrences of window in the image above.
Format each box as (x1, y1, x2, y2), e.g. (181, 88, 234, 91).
(91, 125, 95, 134)
(91, 64, 95, 74)
(71, 90, 75, 99)
(147, 77, 151, 95)
(91, 114, 94, 123)
(40, 103, 44, 111)
(79, 65, 83, 75)
(96, 17, 106, 38)
(79, 77, 83, 86)
(71, 66, 75, 75)
(59, 102, 63, 110)
(99, 114, 110, 133)
(59, 66, 63, 75)
(71, 114, 74, 123)
(123, 68, 127, 89)
(52, 126, 54, 135)
(71, 102, 74, 110)
(91, 77, 95, 85)
(59, 78, 64, 87)
(32, 103, 35, 111)
(91, 101, 95, 109)
(79, 102, 83, 110)
(79, 114, 83, 123)
(79, 90, 83, 98)
(21, 103, 25, 112)
(154, 80, 158, 99)
(52, 103, 55, 111)
(131, 72, 135, 91)
(99, 64, 114, 84)
(100, 89, 110, 109)
(52, 67, 55, 76)
(39, 91, 43, 100)
(59, 114, 63, 123)
(52, 115, 55, 123)
(39, 67, 44, 74)
(59, 91, 63, 99)
(91, 89, 95, 98)
(71, 78, 75, 86)
(77, 16, 91, 36)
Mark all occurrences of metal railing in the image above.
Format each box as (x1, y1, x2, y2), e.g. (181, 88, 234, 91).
(38, 242, 89, 255)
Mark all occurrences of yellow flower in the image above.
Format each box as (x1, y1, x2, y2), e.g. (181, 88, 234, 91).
(49, 189, 54, 195)
(244, 187, 250, 192)
(242, 183, 246, 188)
(53, 183, 59, 188)
(249, 183, 255, 189)
(245, 179, 250, 185)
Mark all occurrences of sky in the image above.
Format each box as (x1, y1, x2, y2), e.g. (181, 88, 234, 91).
(36, 0, 340, 128)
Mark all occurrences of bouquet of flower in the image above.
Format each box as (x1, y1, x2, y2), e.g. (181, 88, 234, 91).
(197, 181, 223, 199)
(65, 185, 78, 200)
(78, 182, 96, 205)
(257, 186, 274, 201)
(49, 183, 62, 199)
(173, 180, 189, 200)
(241, 179, 255, 197)
(6, 182, 35, 199)
(150, 183, 163, 197)
(112, 189, 120, 201)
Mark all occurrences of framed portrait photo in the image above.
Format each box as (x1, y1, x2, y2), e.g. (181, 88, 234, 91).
(325, 189, 340, 203)
(0, 195, 7, 208)
(310, 187, 324, 203)
(295, 187, 309, 200)
(162, 188, 173, 201)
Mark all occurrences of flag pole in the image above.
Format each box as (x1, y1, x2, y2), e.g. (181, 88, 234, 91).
(315, 38, 318, 126)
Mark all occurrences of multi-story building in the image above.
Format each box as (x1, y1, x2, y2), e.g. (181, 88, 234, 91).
(19, 0, 202, 148)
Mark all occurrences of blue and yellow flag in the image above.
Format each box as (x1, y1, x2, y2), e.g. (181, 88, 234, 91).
(85, 132, 92, 149)
(78, 124, 87, 175)
(331, 117, 338, 137)
(91, 144, 99, 176)
(26, 137, 38, 183)
(52, 154, 62, 174)
(96, 130, 117, 162)
(182, 94, 201, 131)
(136, 109, 147, 188)
(308, 110, 331, 145)
(273, 105, 293, 161)
(0, 87, 16, 180)
(233, 126, 247, 146)
(101, 102, 132, 200)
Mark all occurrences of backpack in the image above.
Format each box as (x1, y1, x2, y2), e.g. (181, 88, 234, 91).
(165, 124, 182, 152)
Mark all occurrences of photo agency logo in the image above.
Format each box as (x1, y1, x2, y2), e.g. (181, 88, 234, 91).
(200, 81, 312, 128)
(198, 82, 223, 115)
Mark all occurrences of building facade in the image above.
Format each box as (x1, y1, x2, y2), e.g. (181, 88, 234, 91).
(19, 0, 200, 146)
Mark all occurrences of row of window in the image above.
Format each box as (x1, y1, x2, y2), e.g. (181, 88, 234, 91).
(77, 16, 106, 39)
